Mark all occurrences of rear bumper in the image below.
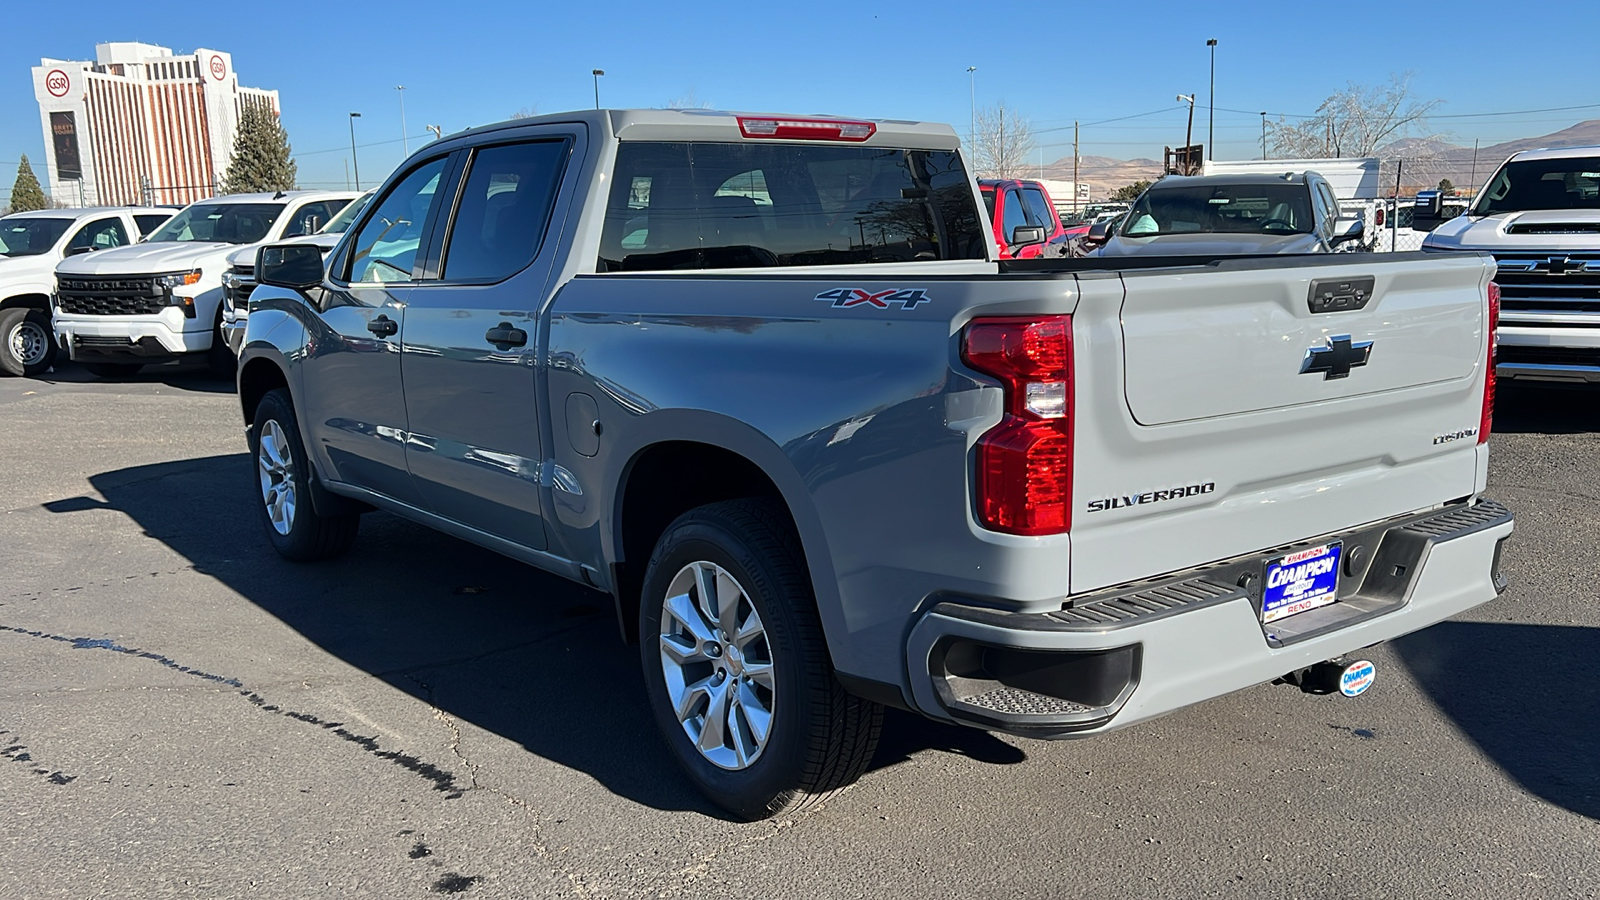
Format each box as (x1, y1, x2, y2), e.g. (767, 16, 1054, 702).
(905, 499, 1513, 738)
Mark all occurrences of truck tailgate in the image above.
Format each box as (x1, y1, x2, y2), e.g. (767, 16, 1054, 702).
(1068, 253, 1494, 593)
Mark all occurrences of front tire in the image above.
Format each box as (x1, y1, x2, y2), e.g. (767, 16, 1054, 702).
(639, 499, 882, 820)
(0, 307, 56, 377)
(249, 388, 359, 561)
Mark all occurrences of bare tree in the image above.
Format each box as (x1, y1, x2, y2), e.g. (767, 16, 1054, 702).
(509, 106, 539, 120)
(1271, 74, 1443, 159)
(970, 102, 1036, 180)
(665, 90, 711, 110)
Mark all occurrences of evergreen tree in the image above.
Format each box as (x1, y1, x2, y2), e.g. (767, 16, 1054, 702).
(220, 103, 297, 194)
(9, 155, 48, 212)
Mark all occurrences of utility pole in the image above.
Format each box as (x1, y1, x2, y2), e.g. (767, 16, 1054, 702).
(348, 112, 362, 190)
(998, 104, 1006, 178)
(1206, 39, 1217, 161)
(1073, 120, 1080, 214)
(1177, 95, 1196, 174)
(1470, 138, 1480, 192)
(1260, 112, 1267, 160)
(396, 86, 409, 155)
(966, 66, 977, 148)
(592, 69, 604, 109)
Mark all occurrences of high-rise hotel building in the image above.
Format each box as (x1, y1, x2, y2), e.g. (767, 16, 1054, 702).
(32, 42, 280, 206)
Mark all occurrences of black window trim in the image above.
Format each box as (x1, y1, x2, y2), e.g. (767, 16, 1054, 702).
(424, 135, 575, 287)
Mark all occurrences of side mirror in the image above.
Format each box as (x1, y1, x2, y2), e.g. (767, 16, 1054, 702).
(1010, 225, 1047, 249)
(65, 245, 95, 256)
(1331, 216, 1365, 246)
(1083, 221, 1112, 246)
(257, 243, 325, 290)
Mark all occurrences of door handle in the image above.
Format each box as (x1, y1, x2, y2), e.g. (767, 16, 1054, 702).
(485, 322, 528, 349)
(367, 314, 398, 338)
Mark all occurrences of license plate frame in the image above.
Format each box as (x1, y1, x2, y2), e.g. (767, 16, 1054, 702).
(1261, 542, 1342, 624)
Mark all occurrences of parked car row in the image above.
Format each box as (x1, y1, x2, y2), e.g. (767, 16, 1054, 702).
(0, 191, 360, 378)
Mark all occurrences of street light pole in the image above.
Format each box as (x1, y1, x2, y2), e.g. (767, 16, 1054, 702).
(348, 112, 362, 190)
(426, 124, 443, 141)
(965, 66, 977, 147)
(1260, 112, 1268, 160)
(1177, 95, 1195, 174)
(592, 69, 604, 110)
(396, 86, 408, 155)
(1206, 39, 1217, 161)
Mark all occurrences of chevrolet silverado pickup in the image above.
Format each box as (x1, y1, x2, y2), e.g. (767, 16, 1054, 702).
(1421, 144, 1600, 383)
(0, 206, 172, 375)
(237, 108, 1512, 820)
(52, 190, 356, 377)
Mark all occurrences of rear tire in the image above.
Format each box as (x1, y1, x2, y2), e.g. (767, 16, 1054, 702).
(639, 499, 882, 820)
(81, 362, 143, 378)
(249, 387, 359, 561)
(0, 307, 56, 377)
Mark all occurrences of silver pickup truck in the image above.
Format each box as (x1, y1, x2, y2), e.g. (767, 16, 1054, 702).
(238, 109, 1512, 820)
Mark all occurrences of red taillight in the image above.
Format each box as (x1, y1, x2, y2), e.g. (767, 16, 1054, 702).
(1480, 282, 1499, 444)
(737, 116, 876, 142)
(962, 316, 1074, 535)
(1375, 208, 1385, 227)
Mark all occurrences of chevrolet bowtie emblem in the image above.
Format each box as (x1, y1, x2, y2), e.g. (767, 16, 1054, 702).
(1535, 256, 1586, 276)
(1301, 335, 1373, 380)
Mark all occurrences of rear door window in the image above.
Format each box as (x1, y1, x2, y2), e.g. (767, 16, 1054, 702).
(598, 142, 985, 271)
(282, 201, 342, 237)
(438, 140, 569, 282)
(133, 214, 172, 236)
(345, 157, 449, 284)
(1001, 188, 1028, 235)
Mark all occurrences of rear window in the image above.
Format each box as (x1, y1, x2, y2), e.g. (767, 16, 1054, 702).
(1123, 182, 1313, 236)
(598, 142, 985, 271)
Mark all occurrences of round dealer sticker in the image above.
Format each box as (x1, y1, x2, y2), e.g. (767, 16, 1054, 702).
(45, 69, 70, 97)
(210, 55, 226, 80)
(1339, 660, 1376, 697)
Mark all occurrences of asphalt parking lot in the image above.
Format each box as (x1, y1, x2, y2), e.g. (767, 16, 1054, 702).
(1, 364, 1595, 899)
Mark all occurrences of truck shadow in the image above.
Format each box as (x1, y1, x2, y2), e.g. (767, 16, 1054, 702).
(45, 454, 1022, 818)
(1493, 382, 1600, 435)
(1392, 620, 1600, 820)
(38, 360, 236, 394)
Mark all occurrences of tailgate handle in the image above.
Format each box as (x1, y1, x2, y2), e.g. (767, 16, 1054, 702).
(1308, 276, 1375, 313)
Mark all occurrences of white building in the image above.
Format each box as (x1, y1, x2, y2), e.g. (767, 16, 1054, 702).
(32, 42, 280, 207)
(1037, 179, 1091, 214)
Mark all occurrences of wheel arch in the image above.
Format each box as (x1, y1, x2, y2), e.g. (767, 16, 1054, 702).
(605, 415, 842, 655)
(238, 354, 290, 427)
(0, 292, 52, 311)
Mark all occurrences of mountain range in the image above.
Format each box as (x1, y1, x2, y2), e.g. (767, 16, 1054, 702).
(1042, 119, 1600, 201)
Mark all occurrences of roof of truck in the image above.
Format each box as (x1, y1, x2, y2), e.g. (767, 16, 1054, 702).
(1149, 172, 1313, 188)
(433, 108, 961, 152)
(1511, 144, 1600, 162)
(0, 206, 161, 221)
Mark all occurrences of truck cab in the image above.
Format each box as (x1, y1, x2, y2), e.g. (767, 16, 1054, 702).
(52, 190, 356, 377)
(979, 178, 1067, 258)
(1421, 145, 1600, 384)
(0, 206, 172, 376)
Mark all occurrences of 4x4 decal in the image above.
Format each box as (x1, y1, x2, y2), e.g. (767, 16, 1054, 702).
(815, 288, 931, 310)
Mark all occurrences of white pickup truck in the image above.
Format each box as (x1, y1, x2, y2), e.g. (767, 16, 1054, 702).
(0, 206, 173, 376)
(1421, 144, 1600, 382)
(52, 190, 356, 377)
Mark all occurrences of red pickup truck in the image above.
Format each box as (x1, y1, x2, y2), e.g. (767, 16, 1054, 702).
(979, 178, 1067, 259)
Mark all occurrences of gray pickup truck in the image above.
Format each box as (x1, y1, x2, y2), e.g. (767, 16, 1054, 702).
(238, 109, 1512, 820)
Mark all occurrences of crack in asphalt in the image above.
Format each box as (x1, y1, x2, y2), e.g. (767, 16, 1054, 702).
(1, 728, 77, 786)
(0, 623, 465, 799)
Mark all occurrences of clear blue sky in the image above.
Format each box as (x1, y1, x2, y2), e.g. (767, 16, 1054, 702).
(6, 0, 1599, 197)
